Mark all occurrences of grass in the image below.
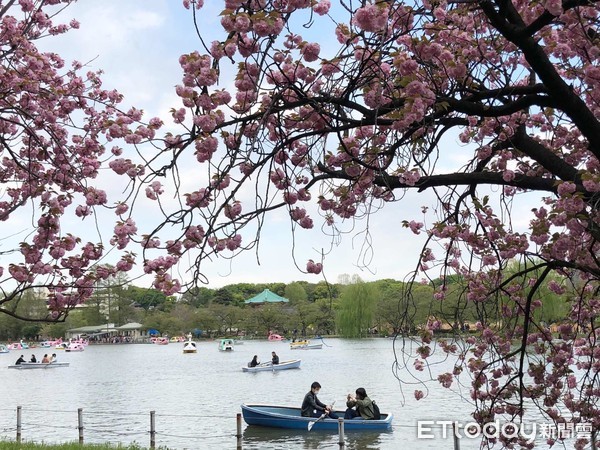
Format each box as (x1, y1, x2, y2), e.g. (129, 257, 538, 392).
(0, 441, 169, 450)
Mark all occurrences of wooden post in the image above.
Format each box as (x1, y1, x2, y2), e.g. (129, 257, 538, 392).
(77, 408, 84, 444)
(150, 410, 156, 449)
(16, 406, 21, 443)
(236, 413, 242, 449)
(338, 418, 345, 448)
(453, 422, 460, 450)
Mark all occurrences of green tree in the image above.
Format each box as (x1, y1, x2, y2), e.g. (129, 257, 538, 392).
(209, 303, 243, 335)
(41, 311, 87, 340)
(196, 307, 219, 336)
(213, 288, 234, 305)
(313, 298, 336, 335)
(336, 279, 378, 338)
(373, 279, 405, 335)
(288, 300, 320, 336)
(251, 304, 287, 336)
(0, 289, 52, 340)
(123, 286, 171, 310)
(180, 286, 214, 307)
(284, 282, 308, 304)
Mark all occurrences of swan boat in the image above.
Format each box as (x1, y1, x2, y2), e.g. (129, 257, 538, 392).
(219, 338, 234, 351)
(183, 339, 197, 354)
(65, 343, 85, 352)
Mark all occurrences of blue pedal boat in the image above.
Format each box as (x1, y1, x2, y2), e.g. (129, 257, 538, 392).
(241, 404, 393, 431)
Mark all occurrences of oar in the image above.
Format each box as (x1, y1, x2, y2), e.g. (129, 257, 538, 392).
(308, 401, 335, 431)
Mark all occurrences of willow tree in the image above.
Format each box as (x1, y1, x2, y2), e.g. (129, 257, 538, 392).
(336, 278, 377, 338)
(136, 0, 600, 446)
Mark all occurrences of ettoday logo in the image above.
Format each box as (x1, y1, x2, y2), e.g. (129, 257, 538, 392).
(417, 420, 594, 443)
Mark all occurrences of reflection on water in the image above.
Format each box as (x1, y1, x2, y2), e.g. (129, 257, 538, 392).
(242, 426, 387, 450)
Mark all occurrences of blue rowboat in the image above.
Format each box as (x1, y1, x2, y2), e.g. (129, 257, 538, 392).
(241, 404, 393, 430)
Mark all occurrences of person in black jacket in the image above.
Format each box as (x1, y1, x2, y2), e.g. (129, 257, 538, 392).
(271, 351, 279, 365)
(15, 355, 25, 365)
(301, 382, 338, 418)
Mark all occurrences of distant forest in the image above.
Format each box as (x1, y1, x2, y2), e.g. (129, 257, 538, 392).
(0, 271, 570, 341)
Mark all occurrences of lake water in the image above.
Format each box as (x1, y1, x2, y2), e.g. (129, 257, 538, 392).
(0, 339, 573, 449)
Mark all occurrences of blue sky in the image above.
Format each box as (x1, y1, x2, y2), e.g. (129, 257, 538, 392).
(26, 1, 540, 290)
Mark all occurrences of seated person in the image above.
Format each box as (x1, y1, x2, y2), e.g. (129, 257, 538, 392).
(41, 354, 50, 363)
(30, 354, 37, 363)
(15, 355, 25, 365)
(51, 353, 57, 362)
(271, 351, 279, 365)
(301, 381, 338, 419)
(248, 355, 259, 367)
(345, 387, 375, 420)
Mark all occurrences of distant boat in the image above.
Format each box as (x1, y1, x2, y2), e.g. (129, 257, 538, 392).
(242, 359, 301, 372)
(55, 343, 68, 350)
(8, 341, 28, 350)
(218, 338, 234, 351)
(8, 362, 70, 370)
(152, 337, 169, 345)
(65, 343, 85, 352)
(183, 338, 197, 354)
(290, 340, 322, 350)
(241, 404, 393, 430)
(0, 344, 8, 353)
(268, 333, 284, 341)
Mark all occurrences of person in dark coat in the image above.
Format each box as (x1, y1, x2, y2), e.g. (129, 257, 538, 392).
(15, 355, 25, 365)
(271, 351, 279, 365)
(30, 354, 37, 363)
(301, 381, 338, 418)
(248, 355, 260, 367)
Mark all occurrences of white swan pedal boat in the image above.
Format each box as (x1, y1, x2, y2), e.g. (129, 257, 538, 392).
(183, 340, 197, 353)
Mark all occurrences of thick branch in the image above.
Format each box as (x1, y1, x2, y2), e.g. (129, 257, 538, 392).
(480, 0, 600, 157)
(510, 127, 580, 182)
(443, 94, 556, 117)
(525, 0, 600, 35)
(316, 163, 559, 193)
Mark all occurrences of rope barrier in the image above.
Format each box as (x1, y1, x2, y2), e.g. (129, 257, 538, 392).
(156, 412, 232, 419)
(84, 410, 148, 417)
(16, 408, 76, 414)
(21, 422, 76, 430)
(157, 431, 235, 440)
(84, 428, 147, 437)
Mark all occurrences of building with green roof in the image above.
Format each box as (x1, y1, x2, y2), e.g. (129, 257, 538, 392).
(244, 289, 289, 305)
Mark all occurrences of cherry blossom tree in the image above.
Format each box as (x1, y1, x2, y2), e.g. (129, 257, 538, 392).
(0, 0, 160, 321)
(139, 0, 599, 446)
